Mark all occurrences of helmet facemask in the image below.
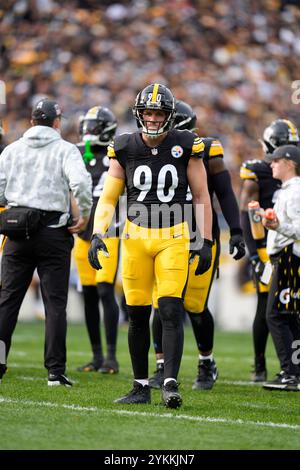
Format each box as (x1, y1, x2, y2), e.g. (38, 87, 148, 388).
(81, 106, 117, 146)
(133, 84, 176, 137)
(82, 119, 117, 146)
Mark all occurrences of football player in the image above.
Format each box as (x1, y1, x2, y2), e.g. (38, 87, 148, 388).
(74, 106, 120, 374)
(88, 84, 213, 408)
(150, 100, 245, 390)
(240, 119, 300, 381)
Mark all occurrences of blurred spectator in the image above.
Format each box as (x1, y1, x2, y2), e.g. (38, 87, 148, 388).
(1, 0, 300, 193)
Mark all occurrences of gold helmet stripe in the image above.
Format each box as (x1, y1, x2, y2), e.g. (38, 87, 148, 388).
(283, 119, 297, 138)
(151, 83, 159, 104)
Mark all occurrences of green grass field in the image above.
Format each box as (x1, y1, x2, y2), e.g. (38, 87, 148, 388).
(0, 321, 300, 450)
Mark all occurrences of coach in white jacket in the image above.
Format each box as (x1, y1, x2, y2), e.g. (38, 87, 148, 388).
(0, 99, 92, 387)
(261, 145, 300, 391)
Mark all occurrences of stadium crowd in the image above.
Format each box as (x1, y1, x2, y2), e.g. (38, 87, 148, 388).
(1, 0, 300, 186)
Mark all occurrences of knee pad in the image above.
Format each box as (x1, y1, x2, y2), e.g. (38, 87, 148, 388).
(158, 297, 184, 327)
(97, 282, 114, 298)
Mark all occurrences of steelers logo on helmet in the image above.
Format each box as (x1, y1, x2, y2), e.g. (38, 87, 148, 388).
(171, 145, 184, 158)
(132, 83, 176, 138)
(81, 106, 117, 146)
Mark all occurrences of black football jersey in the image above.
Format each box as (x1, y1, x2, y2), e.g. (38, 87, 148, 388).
(77, 143, 112, 240)
(240, 159, 281, 209)
(108, 130, 204, 228)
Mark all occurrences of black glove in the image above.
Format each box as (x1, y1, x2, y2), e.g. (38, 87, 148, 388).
(229, 229, 246, 260)
(88, 234, 109, 270)
(190, 238, 213, 275)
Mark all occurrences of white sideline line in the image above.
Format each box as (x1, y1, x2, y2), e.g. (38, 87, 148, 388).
(0, 397, 299, 430)
(0, 397, 96, 412)
(16, 376, 45, 381)
(14, 375, 262, 387)
(240, 402, 282, 411)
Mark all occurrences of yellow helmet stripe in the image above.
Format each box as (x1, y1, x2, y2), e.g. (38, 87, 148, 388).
(151, 83, 159, 104)
(283, 119, 297, 137)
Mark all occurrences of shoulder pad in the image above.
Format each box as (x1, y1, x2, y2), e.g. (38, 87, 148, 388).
(202, 137, 224, 159)
(192, 136, 205, 156)
(108, 133, 132, 157)
(240, 160, 261, 180)
(173, 129, 195, 147)
(172, 129, 204, 155)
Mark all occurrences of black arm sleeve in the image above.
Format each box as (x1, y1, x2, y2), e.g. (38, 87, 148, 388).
(240, 210, 258, 258)
(211, 170, 241, 233)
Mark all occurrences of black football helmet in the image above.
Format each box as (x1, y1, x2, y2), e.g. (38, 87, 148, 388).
(81, 106, 117, 146)
(132, 83, 175, 137)
(173, 100, 197, 131)
(261, 119, 299, 155)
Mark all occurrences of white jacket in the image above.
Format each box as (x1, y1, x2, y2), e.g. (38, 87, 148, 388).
(0, 126, 92, 224)
(267, 177, 300, 256)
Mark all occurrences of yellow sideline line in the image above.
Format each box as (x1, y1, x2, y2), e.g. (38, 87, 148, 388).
(0, 397, 299, 430)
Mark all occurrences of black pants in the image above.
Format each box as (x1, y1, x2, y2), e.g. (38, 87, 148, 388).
(0, 226, 74, 375)
(266, 247, 300, 375)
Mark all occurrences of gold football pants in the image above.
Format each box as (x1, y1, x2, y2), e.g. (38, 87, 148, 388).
(152, 239, 219, 313)
(74, 236, 120, 286)
(122, 219, 190, 306)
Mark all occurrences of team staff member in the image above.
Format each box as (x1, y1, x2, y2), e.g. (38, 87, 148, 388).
(88, 84, 213, 408)
(261, 145, 300, 390)
(74, 106, 120, 374)
(150, 101, 245, 391)
(240, 119, 299, 381)
(0, 120, 6, 154)
(0, 99, 92, 387)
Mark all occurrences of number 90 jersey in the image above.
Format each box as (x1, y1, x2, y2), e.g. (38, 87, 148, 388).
(107, 130, 204, 228)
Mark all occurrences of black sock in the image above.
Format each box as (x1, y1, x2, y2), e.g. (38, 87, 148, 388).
(82, 286, 103, 358)
(120, 294, 128, 322)
(97, 282, 119, 359)
(188, 308, 214, 353)
(127, 305, 152, 379)
(253, 292, 268, 369)
(152, 308, 163, 355)
(158, 297, 184, 379)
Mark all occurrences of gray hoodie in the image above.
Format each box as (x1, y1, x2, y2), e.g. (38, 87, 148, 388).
(267, 177, 300, 257)
(0, 126, 92, 224)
